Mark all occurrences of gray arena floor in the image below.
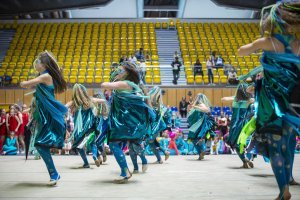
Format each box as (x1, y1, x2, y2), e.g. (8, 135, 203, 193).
(0, 154, 299, 200)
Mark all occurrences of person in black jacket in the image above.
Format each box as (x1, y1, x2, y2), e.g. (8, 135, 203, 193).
(171, 57, 182, 84)
(179, 97, 188, 118)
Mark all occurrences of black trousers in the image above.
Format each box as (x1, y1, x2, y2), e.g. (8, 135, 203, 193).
(173, 70, 179, 84)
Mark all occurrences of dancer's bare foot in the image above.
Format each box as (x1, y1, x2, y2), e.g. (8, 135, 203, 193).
(274, 187, 291, 200)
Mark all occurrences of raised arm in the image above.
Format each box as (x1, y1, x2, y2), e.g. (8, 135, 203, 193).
(20, 73, 52, 88)
(101, 81, 132, 90)
(65, 101, 73, 108)
(238, 37, 277, 56)
(221, 96, 235, 102)
(193, 103, 210, 113)
(91, 97, 106, 104)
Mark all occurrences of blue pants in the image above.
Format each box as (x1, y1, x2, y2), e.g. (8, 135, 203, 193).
(266, 124, 293, 197)
(192, 139, 206, 155)
(289, 132, 296, 182)
(148, 140, 162, 162)
(35, 145, 58, 179)
(109, 141, 128, 177)
(128, 141, 147, 171)
(77, 148, 89, 166)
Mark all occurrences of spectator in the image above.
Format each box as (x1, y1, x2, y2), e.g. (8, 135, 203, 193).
(128, 53, 137, 63)
(168, 132, 179, 155)
(0, 76, 3, 86)
(215, 54, 224, 68)
(0, 108, 6, 150)
(228, 68, 239, 85)
(224, 64, 232, 76)
(139, 59, 147, 84)
(187, 96, 194, 112)
(171, 57, 182, 84)
(206, 58, 215, 85)
(179, 97, 188, 118)
(194, 59, 203, 78)
(1, 131, 17, 155)
(210, 51, 217, 63)
(173, 51, 180, 61)
(144, 51, 151, 61)
(217, 113, 228, 137)
(136, 48, 144, 61)
(119, 55, 128, 63)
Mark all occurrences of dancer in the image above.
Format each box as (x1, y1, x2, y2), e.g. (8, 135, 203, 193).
(66, 84, 106, 168)
(101, 61, 155, 183)
(187, 93, 215, 160)
(221, 83, 254, 168)
(6, 106, 21, 153)
(237, 2, 300, 199)
(147, 86, 170, 164)
(20, 50, 67, 186)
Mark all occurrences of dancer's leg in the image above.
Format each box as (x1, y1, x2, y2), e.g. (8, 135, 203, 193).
(149, 141, 162, 162)
(77, 148, 89, 167)
(109, 141, 129, 177)
(35, 145, 59, 180)
(128, 142, 139, 171)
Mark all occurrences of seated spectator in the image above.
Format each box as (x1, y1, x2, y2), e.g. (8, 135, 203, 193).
(119, 55, 128, 63)
(168, 132, 179, 155)
(194, 59, 203, 78)
(175, 129, 188, 155)
(1, 131, 17, 155)
(136, 48, 144, 61)
(128, 53, 137, 63)
(217, 113, 228, 137)
(187, 141, 198, 155)
(228, 68, 239, 85)
(223, 64, 232, 76)
(210, 136, 220, 155)
(159, 130, 170, 156)
(144, 51, 151, 61)
(215, 54, 224, 68)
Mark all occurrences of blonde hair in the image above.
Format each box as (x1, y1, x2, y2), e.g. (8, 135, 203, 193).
(72, 84, 93, 110)
(193, 93, 211, 108)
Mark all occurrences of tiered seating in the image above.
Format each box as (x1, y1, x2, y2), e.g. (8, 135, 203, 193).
(177, 22, 262, 85)
(0, 22, 159, 84)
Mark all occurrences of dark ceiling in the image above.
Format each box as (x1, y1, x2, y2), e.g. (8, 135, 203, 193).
(211, 0, 277, 10)
(0, 0, 112, 15)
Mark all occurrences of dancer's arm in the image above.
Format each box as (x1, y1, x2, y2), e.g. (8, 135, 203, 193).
(20, 73, 52, 88)
(15, 115, 21, 132)
(238, 37, 284, 56)
(100, 81, 132, 90)
(221, 96, 234, 102)
(65, 101, 73, 108)
(91, 98, 106, 104)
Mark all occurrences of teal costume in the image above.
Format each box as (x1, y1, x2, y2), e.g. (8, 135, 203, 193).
(253, 34, 300, 198)
(188, 108, 215, 156)
(2, 137, 17, 155)
(32, 81, 67, 181)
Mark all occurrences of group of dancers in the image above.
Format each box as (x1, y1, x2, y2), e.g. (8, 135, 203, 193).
(18, 2, 299, 200)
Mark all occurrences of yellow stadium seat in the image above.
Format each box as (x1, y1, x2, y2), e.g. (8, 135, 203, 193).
(187, 75, 194, 84)
(12, 76, 19, 84)
(153, 75, 161, 84)
(185, 68, 193, 76)
(96, 62, 103, 68)
(64, 75, 69, 82)
(104, 62, 111, 68)
(145, 75, 152, 84)
(79, 69, 86, 76)
(69, 76, 77, 84)
(63, 69, 70, 76)
(220, 76, 228, 84)
(151, 55, 158, 61)
(86, 76, 94, 84)
(153, 67, 160, 75)
(103, 75, 110, 82)
(19, 76, 27, 82)
(6, 69, 13, 76)
(77, 76, 85, 84)
(214, 75, 220, 84)
(195, 75, 203, 84)
(1, 62, 8, 68)
(0, 69, 5, 76)
(152, 61, 159, 66)
(87, 69, 94, 76)
(103, 69, 111, 76)
(203, 76, 209, 84)
(70, 69, 78, 76)
(94, 76, 102, 83)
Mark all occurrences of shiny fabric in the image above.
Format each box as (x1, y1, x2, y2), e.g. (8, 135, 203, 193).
(35, 145, 58, 178)
(226, 100, 252, 148)
(187, 108, 215, 140)
(109, 81, 155, 141)
(33, 84, 67, 148)
(109, 141, 128, 177)
(2, 137, 17, 155)
(128, 141, 147, 171)
(71, 107, 96, 148)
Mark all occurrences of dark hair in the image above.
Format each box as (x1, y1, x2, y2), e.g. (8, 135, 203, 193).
(121, 62, 140, 84)
(236, 83, 252, 102)
(38, 51, 67, 93)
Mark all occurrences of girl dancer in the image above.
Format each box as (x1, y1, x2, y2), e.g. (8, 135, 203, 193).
(187, 93, 215, 160)
(101, 62, 155, 183)
(14, 104, 25, 153)
(147, 86, 170, 163)
(221, 83, 254, 168)
(238, 2, 300, 199)
(6, 106, 21, 153)
(20, 51, 67, 186)
(66, 84, 106, 168)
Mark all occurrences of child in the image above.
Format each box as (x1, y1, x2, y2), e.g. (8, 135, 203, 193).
(168, 132, 179, 155)
(0, 108, 7, 150)
(2, 131, 17, 155)
(210, 136, 220, 155)
(6, 107, 21, 153)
